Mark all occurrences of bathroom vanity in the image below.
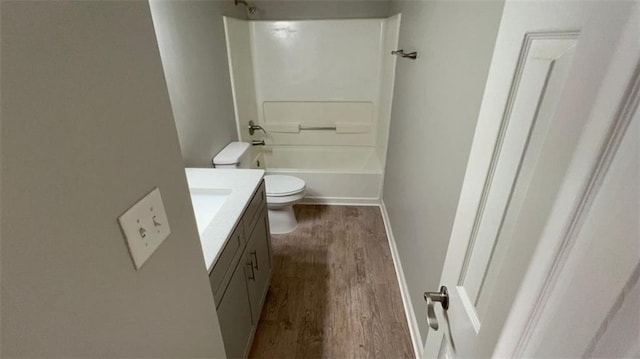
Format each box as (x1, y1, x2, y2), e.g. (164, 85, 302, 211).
(185, 168, 272, 359)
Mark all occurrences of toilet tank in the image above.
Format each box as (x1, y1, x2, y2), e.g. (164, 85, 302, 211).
(213, 142, 251, 168)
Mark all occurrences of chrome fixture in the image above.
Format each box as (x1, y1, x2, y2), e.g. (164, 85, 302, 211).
(248, 120, 266, 136)
(251, 140, 265, 146)
(424, 286, 449, 330)
(391, 49, 418, 60)
(234, 0, 256, 14)
(300, 125, 337, 131)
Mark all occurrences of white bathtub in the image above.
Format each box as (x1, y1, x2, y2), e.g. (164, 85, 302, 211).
(252, 146, 382, 204)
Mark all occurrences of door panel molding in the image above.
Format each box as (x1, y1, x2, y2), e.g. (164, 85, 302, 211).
(512, 60, 640, 357)
(584, 262, 640, 357)
(458, 30, 580, 290)
(458, 31, 579, 294)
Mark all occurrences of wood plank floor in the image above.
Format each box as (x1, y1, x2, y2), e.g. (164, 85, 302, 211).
(249, 205, 414, 358)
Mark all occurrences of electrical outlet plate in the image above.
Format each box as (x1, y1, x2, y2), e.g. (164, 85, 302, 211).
(118, 187, 171, 270)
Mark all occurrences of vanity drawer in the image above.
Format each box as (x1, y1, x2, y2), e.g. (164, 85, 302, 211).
(210, 224, 244, 305)
(243, 180, 266, 236)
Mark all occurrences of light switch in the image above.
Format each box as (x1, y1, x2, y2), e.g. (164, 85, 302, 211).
(118, 187, 171, 270)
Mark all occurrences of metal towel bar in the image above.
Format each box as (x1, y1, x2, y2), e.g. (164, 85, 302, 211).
(300, 125, 337, 131)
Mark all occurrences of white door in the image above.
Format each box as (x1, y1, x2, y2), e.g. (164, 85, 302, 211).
(423, 1, 639, 357)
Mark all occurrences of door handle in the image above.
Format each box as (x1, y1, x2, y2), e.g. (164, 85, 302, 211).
(424, 286, 449, 331)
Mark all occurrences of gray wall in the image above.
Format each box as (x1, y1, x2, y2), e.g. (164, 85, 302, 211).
(250, 0, 390, 19)
(150, 1, 247, 168)
(383, 0, 504, 342)
(1, 1, 226, 357)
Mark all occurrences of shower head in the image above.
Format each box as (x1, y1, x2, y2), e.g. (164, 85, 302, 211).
(235, 0, 257, 14)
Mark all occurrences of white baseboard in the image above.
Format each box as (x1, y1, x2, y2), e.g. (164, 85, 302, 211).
(380, 200, 423, 359)
(299, 196, 381, 206)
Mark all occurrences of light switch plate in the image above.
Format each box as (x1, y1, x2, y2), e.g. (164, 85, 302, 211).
(118, 187, 171, 270)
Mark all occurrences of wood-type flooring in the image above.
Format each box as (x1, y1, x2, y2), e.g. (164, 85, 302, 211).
(249, 205, 414, 358)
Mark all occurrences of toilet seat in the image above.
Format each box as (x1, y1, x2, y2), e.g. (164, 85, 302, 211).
(264, 175, 306, 234)
(264, 175, 305, 197)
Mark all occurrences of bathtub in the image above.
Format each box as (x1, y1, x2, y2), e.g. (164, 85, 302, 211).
(252, 146, 382, 205)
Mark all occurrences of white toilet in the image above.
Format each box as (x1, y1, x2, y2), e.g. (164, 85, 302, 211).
(213, 142, 306, 234)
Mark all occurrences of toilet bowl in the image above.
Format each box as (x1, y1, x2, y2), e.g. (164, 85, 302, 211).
(264, 175, 306, 234)
(213, 142, 306, 234)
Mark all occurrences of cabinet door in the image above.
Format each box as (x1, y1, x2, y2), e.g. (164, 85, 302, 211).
(245, 209, 272, 323)
(216, 263, 253, 359)
(210, 225, 244, 306)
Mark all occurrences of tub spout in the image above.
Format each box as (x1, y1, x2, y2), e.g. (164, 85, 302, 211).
(251, 140, 265, 146)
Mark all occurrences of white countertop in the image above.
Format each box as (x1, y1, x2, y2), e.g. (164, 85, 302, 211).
(185, 168, 265, 273)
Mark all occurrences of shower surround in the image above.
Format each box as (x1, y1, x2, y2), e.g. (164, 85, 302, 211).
(225, 15, 400, 204)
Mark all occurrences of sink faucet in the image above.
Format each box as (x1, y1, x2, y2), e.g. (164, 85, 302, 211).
(251, 140, 265, 146)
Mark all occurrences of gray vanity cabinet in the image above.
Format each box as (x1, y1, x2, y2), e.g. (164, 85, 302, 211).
(216, 264, 254, 359)
(208, 180, 272, 359)
(244, 209, 272, 322)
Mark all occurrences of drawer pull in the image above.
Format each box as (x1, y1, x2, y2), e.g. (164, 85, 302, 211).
(246, 261, 255, 281)
(251, 250, 259, 270)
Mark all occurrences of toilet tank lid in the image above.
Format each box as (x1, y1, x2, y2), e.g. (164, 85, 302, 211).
(213, 142, 250, 165)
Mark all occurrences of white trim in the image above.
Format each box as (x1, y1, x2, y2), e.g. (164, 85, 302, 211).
(457, 32, 579, 287)
(222, 16, 245, 141)
(380, 200, 423, 359)
(377, 12, 401, 173)
(298, 196, 381, 206)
